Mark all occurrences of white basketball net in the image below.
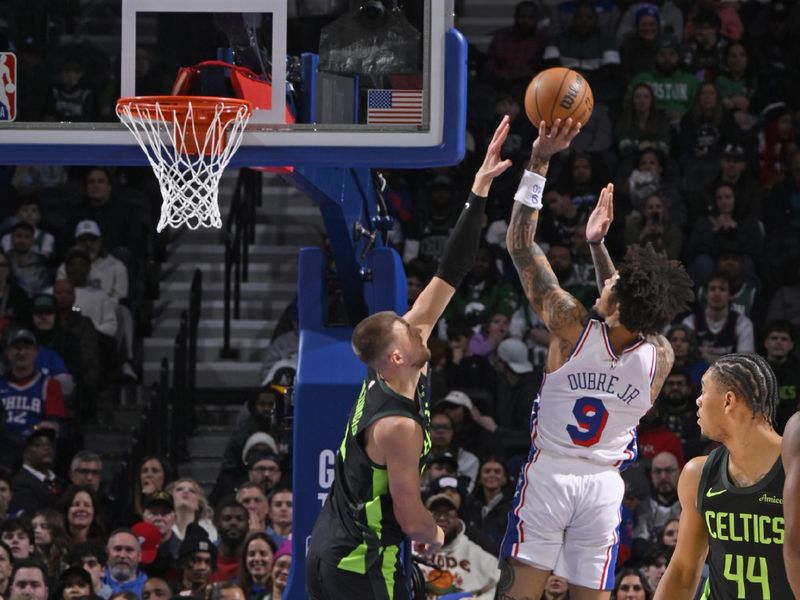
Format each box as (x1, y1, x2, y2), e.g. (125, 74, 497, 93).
(116, 98, 251, 231)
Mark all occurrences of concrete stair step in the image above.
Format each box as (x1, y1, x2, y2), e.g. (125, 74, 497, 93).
(83, 431, 136, 454)
(81, 422, 138, 434)
(194, 404, 247, 428)
(458, 0, 516, 51)
(160, 279, 297, 293)
(158, 280, 296, 302)
(162, 262, 298, 284)
(195, 424, 236, 433)
(178, 466, 219, 480)
(145, 171, 314, 391)
(194, 389, 258, 405)
(210, 197, 320, 221)
(157, 292, 295, 309)
(143, 360, 262, 388)
(107, 407, 145, 428)
(98, 457, 127, 482)
(177, 458, 223, 483)
(154, 298, 290, 321)
(457, 16, 512, 32)
(251, 202, 319, 219)
(194, 404, 246, 425)
(78, 404, 144, 429)
(167, 243, 304, 263)
(165, 223, 323, 250)
(144, 336, 269, 362)
(461, 1, 517, 14)
(153, 318, 277, 339)
(186, 432, 231, 458)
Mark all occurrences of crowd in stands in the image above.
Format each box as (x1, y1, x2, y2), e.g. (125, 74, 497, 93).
(0, 164, 155, 439)
(1, 1, 800, 600)
(388, 1, 800, 598)
(0, 431, 295, 600)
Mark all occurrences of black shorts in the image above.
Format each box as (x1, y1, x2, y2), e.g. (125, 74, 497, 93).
(306, 548, 411, 600)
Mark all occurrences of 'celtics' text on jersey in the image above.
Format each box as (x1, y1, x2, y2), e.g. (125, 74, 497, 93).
(698, 446, 791, 599)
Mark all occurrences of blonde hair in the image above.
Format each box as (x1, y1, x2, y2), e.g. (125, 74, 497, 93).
(166, 478, 213, 522)
(351, 311, 402, 366)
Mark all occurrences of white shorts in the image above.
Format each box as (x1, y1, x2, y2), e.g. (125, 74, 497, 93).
(499, 450, 624, 591)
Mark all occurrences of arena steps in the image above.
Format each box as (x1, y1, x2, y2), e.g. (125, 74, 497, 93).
(142, 170, 323, 389)
(153, 318, 278, 339)
(153, 298, 289, 322)
(138, 170, 322, 494)
(186, 430, 232, 459)
(161, 262, 298, 285)
(158, 279, 298, 302)
(180, 402, 252, 493)
(459, 0, 517, 52)
(144, 337, 271, 362)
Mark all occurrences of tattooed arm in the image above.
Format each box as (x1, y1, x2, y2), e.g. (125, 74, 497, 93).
(506, 119, 586, 358)
(590, 241, 616, 292)
(648, 333, 675, 403)
(507, 203, 588, 354)
(585, 183, 617, 291)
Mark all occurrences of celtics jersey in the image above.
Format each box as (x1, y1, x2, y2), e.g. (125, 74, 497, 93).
(698, 446, 791, 599)
(309, 367, 431, 576)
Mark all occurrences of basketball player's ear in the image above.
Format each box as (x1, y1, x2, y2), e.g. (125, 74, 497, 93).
(723, 390, 735, 410)
(388, 349, 403, 366)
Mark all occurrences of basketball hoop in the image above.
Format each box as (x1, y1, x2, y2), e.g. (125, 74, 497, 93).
(116, 96, 253, 231)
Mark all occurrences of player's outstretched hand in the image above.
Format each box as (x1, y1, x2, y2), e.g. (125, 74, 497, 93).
(586, 183, 614, 243)
(531, 118, 581, 163)
(473, 115, 514, 196)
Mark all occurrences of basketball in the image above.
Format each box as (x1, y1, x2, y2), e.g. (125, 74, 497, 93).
(524, 67, 594, 129)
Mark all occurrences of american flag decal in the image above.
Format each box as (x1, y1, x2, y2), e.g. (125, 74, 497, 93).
(367, 89, 423, 125)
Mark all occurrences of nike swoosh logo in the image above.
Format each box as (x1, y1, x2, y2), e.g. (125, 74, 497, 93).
(706, 488, 727, 497)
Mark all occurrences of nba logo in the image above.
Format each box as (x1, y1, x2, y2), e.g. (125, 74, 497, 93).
(0, 52, 16, 122)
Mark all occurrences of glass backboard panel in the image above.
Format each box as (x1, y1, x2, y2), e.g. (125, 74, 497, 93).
(0, 0, 465, 167)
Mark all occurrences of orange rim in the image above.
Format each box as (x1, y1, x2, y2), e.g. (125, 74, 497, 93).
(117, 96, 253, 156)
(116, 96, 254, 122)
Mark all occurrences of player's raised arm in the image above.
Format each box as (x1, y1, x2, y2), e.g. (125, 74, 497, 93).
(653, 457, 710, 600)
(585, 182, 617, 291)
(783, 412, 800, 598)
(404, 116, 513, 343)
(506, 118, 585, 343)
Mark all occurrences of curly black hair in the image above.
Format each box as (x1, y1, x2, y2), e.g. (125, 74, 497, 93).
(614, 244, 694, 335)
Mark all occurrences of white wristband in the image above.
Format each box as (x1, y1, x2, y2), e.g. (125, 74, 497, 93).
(514, 170, 546, 209)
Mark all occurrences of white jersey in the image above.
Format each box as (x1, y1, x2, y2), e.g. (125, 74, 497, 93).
(531, 319, 656, 468)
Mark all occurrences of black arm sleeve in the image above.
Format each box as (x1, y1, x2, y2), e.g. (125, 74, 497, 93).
(435, 192, 487, 289)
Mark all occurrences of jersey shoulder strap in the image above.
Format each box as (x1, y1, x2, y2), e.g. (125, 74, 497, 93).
(565, 318, 597, 362)
(696, 446, 725, 514)
(352, 369, 425, 439)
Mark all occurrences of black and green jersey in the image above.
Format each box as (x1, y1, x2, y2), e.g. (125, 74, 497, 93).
(698, 446, 791, 599)
(309, 368, 431, 584)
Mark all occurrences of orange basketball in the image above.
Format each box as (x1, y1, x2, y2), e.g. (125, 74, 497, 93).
(524, 67, 594, 129)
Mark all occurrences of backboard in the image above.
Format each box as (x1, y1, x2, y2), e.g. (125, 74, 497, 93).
(0, 0, 466, 168)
